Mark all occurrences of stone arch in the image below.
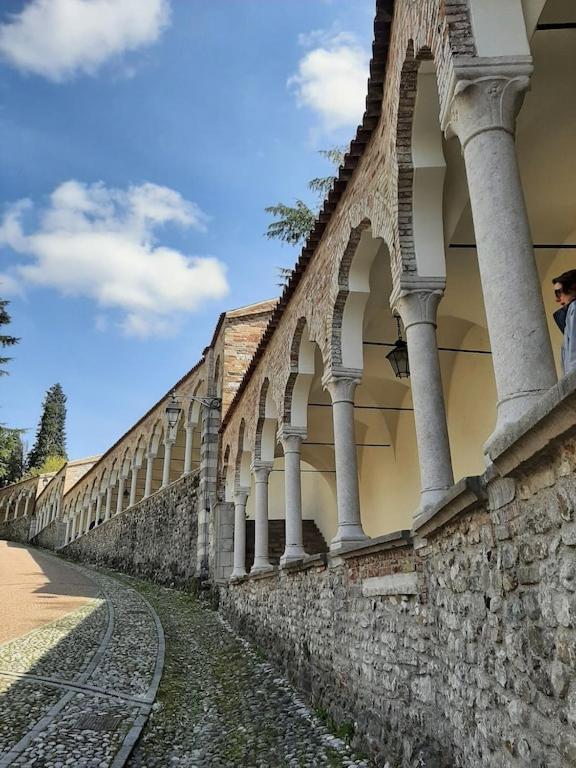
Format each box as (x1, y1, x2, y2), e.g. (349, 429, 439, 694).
(331, 220, 393, 370)
(254, 378, 278, 463)
(395, 42, 447, 282)
(283, 318, 317, 428)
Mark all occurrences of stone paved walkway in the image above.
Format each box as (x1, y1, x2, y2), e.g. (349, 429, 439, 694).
(0, 546, 163, 767)
(120, 578, 371, 768)
(0, 542, 100, 643)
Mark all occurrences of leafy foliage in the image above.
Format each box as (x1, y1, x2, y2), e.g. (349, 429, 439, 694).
(265, 147, 346, 285)
(264, 201, 316, 247)
(0, 427, 25, 487)
(0, 298, 19, 376)
(27, 383, 68, 471)
(25, 454, 67, 477)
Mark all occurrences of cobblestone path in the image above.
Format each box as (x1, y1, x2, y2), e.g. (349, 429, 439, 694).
(0, 548, 163, 767)
(121, 578, 371, 768)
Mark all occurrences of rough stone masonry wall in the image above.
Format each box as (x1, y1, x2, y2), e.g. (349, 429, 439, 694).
(62, 471, 200, 588)
(0, 516, 31, 545)
(221, 440, 576, 768)
(31, 518, 65, 551)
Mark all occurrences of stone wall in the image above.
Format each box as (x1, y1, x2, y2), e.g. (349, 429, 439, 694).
(0, 516, 32, 544)
(221, 438, 576, 767)
(62, 471, 200, 587)
(31, 518, 65, 551)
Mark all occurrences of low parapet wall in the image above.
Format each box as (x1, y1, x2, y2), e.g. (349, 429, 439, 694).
(31, 518, 66, 551)
(0, 516, 32, 545)
(62, 471, 200, 587)
(221, 406, 576, 766)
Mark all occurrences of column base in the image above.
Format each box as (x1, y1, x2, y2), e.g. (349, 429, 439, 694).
(250, 561, 274, 575)
(329, 524, 369, 550)
(280, 546, 306, 566)
(230, 568, 247, 580)
(490, 387, 551, 442)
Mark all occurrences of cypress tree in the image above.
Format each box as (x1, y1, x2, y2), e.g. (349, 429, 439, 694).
(27, 384, 68, 471)
(0, 298, 19, 376)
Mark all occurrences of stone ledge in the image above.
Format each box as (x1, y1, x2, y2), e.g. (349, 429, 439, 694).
(362, 572, 418, 597)
(413, 476, 486, 539)
(486, 370, 576, 476)
(329, 531, 412, 561)
(280, 553, 327, 573)
(249, 566, 279, 581)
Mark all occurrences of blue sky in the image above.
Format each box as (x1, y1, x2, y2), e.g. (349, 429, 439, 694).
(0, 0, 374, 459)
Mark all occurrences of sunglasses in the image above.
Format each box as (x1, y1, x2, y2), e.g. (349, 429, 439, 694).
(555, 288, 563, 298)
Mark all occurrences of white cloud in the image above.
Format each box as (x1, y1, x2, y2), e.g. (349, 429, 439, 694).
(0, 0, 170, 81)
(289, 31, 369, 131)
(0, 180, 229, 337)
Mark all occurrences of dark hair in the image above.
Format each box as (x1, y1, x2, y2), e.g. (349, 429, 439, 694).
(552, 270, 576, 294)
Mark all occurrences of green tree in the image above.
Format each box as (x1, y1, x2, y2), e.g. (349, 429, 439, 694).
(25, 454, 66, 478)
(0, 298, 19, 376)
(0, 427, 25, 487)
(27, 383, 68, 471)
(265, 148, 346, 248)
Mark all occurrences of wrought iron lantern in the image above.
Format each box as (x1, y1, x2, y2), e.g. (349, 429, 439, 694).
(165, 390, 183, 429)
(386, 315, 410, 379)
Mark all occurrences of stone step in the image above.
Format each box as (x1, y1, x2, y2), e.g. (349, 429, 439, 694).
(245, 519, 328, 570)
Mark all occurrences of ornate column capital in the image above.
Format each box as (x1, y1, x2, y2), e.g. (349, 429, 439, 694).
(392, 288, 444, 331)
(322, 368, 362, 404)
(251, 460, 273, 483)
(277, 426, 306, 453)
(233, 489, 249, 506)
(441, 59, 533, 149)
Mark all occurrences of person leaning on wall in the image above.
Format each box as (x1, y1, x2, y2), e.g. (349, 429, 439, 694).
(552, 269, 576, 375)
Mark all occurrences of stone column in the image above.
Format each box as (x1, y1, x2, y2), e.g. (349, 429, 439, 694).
(393, 289, 454, 514)
(278, 427, 306, 565)
(64, 517, 71, 544)
(323, 372, 368, 547)
(129, 465, 139, 507)
(183, 425, 194, 475)
(116, 475, 126, 515)
(144, 452, 155, 497)
(84, 503, 93, 534)
(23, 494, 31, 518)
(70, 514, 77, 542)
(444, 62, 556, 437)
(231, 489, 249, 579)
(95, 494, 102, 527)
(161, 439, 174, 489)
(251, 461, 273, 574)
(104, 485, 113, 522)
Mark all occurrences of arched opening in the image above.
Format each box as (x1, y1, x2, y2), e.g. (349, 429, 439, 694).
(283, 321, 334, 553)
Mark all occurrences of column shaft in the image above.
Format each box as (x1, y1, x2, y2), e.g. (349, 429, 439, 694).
(279, 430, 306, 565)
(116, 476, 125, 515)
(162, 441, 173, 488)
(104, 486, 112, 521)
(445, 68, 556, 436)
(394, 290, 454, 514)
(251, 463, 273, 573)
(183, 426, 194, 475)
(324, 375, 368, 547)
(129, 467, 138, 507)
(144, 454, 154, 497)
(231, 491, 248, 579)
